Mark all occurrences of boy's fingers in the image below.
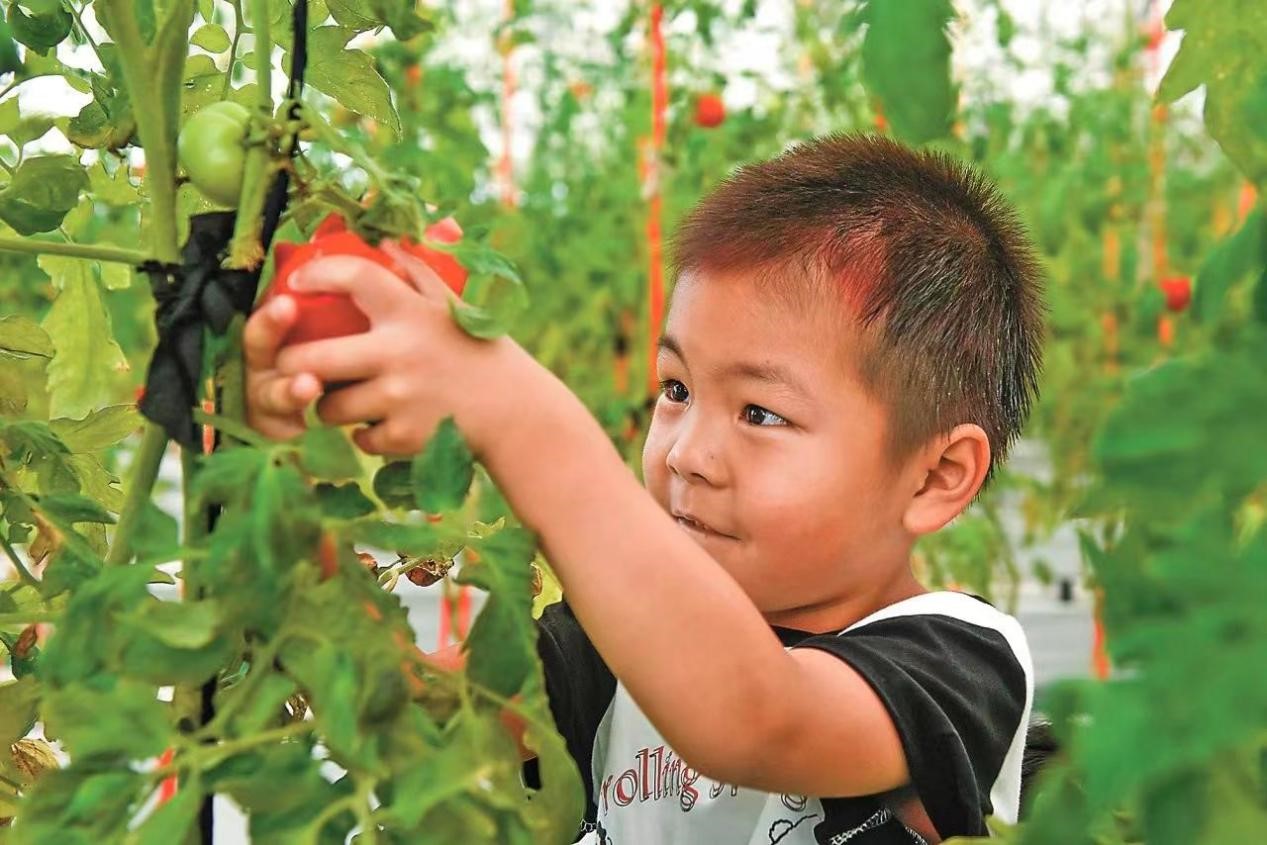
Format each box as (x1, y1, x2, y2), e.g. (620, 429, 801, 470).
(314, 380, 392, 426)
(254, 372, 321, 417)
(289, 254, 415, 322)
(352, 418, 419, 458)
(248, 411, 308, 442)
(380, 241, 453, 301)
(243, 295, 296, 370)
(274, 333, 389, 383)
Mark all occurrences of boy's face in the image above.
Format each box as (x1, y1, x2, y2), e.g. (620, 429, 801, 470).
(642, 270, 919, 627)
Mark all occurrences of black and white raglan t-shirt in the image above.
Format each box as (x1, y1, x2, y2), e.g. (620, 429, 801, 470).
(525, 590, 1034, 844)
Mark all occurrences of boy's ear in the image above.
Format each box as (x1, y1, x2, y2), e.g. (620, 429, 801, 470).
(902, 424, 992, 537)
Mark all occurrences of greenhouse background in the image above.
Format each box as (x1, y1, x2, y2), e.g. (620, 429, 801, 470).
(1, 0, 1263, 842)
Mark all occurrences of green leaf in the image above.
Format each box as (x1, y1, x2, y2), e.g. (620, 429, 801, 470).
(0, 156, 89, 234)
(6, 114, 55, 148)
(66, 454, 125, 514)
(86, 159, 142, 207)
(118, 628, 237, 687)
(5, 2, 72, 55)
(40, 542, 103, 599)
(298, 27, 401, 141)
(66, 65, 135, 151)
(207, 742, 350, 822)
(42, 681, 171, 759)
(50, 405, 141, 452)
(450, 264, 530, 340)
(0, 97, 19, 137)
(1193, 210, 1265, 321)
(324, 0, 432, 41)
(190, 22, 230, 52)
(277, 640, 362, 761)
(298, 426, 362, 480)
(180, 54, 228, 118)
(124, 599, 222, 649)
(458, 525, 538, 697)
(314, 482, 377, 519)
(1157, 0, 1267, 183)
(372, 460, 415, 510)
(324, 0, 378, 30)
(348, 519, 443, 556)
(193, 447, 267, 505)
(130, 501, 180, 563)
(222, 673, 298, 736)
(861, 0, 956, 145)
(0, 421, 77, 494)
(1091, 337, 1267, 510)
(39, 257, 130, 420)
(35, 493, 116, 525)
(435, 236, 523, 285)
(0, 677, 40, 745)
(452, 299, 508, 340)
(0, 316, 54, 359)
(517, 672, 586, 844)
(0, 14, 20, 74)
(17, 768, 142, 842)
(37, 563, 154, 684)
(410, 417, 474, 513)
(129, 776, 201, 845)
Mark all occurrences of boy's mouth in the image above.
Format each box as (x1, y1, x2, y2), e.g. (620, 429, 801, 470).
(673, 511, 736, 540)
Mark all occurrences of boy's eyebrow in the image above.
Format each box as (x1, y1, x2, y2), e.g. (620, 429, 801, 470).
(658, 334, 809, 396)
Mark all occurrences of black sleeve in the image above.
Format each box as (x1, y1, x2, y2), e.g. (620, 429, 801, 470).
(522, 599, 616, 825)
(792, 613, 1027, 839)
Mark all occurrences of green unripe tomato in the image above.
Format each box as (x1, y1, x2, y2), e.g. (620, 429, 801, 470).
(177, 100, 250, 206)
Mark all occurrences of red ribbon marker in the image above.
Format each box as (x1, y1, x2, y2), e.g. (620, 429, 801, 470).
(643, 3, 667, 398)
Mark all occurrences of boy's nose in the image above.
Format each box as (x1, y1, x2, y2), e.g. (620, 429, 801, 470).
(665, 418, 727, 487)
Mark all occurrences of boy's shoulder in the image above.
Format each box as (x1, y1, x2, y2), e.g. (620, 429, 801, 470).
(846, 589, 1028, 646)
(788, 590, 1035, 833)
(790, 589, 1033, 694)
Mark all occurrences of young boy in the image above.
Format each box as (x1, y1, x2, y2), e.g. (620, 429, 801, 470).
(243, 133, 1043, 844)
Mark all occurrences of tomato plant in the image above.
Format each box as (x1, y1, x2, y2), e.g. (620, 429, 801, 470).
(177, 101, 251, 206)
(259, 213, 467, 346)
(0, 0, 1263, 843)
(693, 92, 725, 128)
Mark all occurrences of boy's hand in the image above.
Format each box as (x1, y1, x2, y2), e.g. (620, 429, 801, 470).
(244, 294, 324, 440)
(265, 240, 536, 458)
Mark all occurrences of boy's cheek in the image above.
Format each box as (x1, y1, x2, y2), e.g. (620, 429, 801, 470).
(639, 427, 671, 500)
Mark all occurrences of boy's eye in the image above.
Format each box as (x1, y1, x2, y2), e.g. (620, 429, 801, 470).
(744, 404, 788, 427)
(660, 379, 689, 403)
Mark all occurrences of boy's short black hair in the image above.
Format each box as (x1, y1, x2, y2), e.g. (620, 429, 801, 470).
(670, 132, 1046, 486)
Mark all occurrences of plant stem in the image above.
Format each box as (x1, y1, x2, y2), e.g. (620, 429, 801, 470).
(197, 633, 286, 738)
(0, 532, 41, 590)
(149, 720, 315, 785)
(226, 0, 276, 269)
(104, 424, 170, 566)
(353, 776, 379, 845)
(0, 613, 57, 626)
(200, 720, 314, 764)
(97, 0, 189, 265)
(0, 235, 150, 265)
(221, 0, 246, 101)
(67, 1, 109, 72)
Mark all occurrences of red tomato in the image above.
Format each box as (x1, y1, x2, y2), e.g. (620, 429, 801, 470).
(1159, 275, 1191, 313)
(258, 214, 468, 346)
(401, 216, 467, 294)
(694, 93, 725, 128)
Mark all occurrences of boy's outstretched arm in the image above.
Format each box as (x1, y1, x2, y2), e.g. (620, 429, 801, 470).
(260, 246, 912, 800)
(473, 360, 911, 798)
